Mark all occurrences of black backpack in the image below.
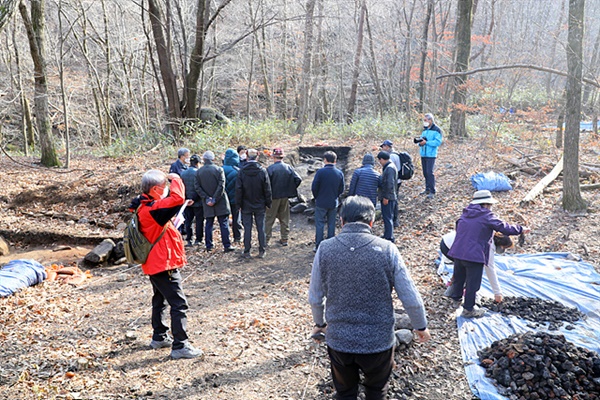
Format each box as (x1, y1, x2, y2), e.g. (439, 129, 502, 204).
(396, 152, 414, 180)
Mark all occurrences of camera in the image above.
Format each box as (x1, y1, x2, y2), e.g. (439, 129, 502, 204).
(413, 137, 424, 144)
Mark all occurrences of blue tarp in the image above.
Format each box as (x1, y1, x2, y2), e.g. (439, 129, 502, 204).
(470, 171, 513, 192)
(437, 252, 600, 400)
(0, 259, 47, 297)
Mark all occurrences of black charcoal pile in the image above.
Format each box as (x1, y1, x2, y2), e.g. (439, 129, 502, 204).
(479, 332, 600, 400)
(480, 296, 585, 330)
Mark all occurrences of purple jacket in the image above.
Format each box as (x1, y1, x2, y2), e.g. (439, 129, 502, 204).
(448, 204, 523, 265)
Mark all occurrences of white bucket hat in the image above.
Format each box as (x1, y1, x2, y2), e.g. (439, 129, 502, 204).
(471, 190, 498, 205)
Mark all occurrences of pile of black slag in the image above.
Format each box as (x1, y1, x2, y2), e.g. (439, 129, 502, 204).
(479, 296, 585, 330)
(479, 332, 600, 399)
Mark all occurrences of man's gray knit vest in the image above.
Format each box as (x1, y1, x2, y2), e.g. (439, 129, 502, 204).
(318, 222, 397, 354)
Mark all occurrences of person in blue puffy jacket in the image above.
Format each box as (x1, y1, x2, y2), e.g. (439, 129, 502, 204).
(415, 113, 442, 199)
(223, 148, 242, 243)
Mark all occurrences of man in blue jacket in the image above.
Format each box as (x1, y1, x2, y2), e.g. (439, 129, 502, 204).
(415, 113, 442, 199)
(169, 148, 190, 176)
(223, 148, 242, 243)
(348, 153, 380, 206)
(311, 151, 345, 251)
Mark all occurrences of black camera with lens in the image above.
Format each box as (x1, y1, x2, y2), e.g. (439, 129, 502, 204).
(413, 137, 424, 144)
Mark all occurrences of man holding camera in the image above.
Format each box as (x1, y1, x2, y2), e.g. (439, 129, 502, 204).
(415, 113, 443, 199)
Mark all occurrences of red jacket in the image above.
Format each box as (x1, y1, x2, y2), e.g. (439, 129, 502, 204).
(138, 176, 187, 275)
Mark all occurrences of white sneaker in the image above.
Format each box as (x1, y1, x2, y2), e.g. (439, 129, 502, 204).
(170, 343, 204, 359)
(149, 337, 173, 349)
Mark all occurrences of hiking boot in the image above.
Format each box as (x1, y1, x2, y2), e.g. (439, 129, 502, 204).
(185, 241, 193, 247)
(461, 308, 486, 319)
(223, 246, 236, 253)
(205, 247, 214, 252)
(170, 343, 204, 360)
(419, 190, 430, 196)
(149, 337, 173, 349)
(241, 252, 251, 259)
(426, 193, 435, 200)
(194, 241, 202, 246)
(233, 239, 242, 244)
(279, 240, 288, 246)
(258, 250, 266, 259)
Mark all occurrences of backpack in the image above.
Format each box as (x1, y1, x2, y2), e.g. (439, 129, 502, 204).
(123, 206, 167, 265)
(396, 152, 414, 180)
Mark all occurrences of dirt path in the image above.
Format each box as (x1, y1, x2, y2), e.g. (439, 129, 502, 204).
(1, 138, 599, 399)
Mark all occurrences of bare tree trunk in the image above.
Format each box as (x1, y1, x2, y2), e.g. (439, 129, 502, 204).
(12, 19, 33, 154)
(19, 0, 60, 167)
(365, 7, 382, 117)
(58, 0, 69, 167)
(295, 0, 316, 137)
(280, 0, 288, 119)
(0, 0, 19, 31)
(563, 0, 586, 212)
(417, 0, 433, 113)
(449, 0, 473, 138)
(556, 112, 564, 149)
(346, 0, 366, 124)
(246, 35, 255, 122)
(249, 0, 272, 117)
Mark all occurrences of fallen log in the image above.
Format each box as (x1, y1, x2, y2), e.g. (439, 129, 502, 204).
(521, 157, 563, 205)
(84, 238, 115, 264)
(497, 155, 539, 175)
(544, 183, 600, 193)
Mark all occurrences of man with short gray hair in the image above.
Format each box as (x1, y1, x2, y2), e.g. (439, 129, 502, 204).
(170, 148, 190, 176)
(308, 196, 430, 399)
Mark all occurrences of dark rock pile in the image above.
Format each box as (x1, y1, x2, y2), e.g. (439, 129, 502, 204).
(480, 296, 585, 330)
(479, 332, 600, 399)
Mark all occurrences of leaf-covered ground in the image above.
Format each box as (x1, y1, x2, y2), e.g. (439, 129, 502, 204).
(1, 133, 600, 400)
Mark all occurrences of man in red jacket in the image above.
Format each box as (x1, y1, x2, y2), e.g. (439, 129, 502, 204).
(130, 170, 203, 359)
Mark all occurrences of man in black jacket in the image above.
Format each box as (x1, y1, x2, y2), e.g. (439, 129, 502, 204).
(266, 148, 302, 246)
(236, 149, 272, 258)
(377, 151, 398, 242)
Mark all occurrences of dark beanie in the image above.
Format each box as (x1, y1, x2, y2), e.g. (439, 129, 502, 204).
(362, 153, 375, 165)
(377, 151, 390, 160)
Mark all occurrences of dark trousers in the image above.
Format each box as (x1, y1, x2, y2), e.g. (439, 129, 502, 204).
(149, 269, 189, 350)
(230, 202, 242, 241)
(242, 209, 266, 253)
(327, 346, 394, 400)
(184, 206, 204, 243)
(315, 206, 337, 248)
(380, 200, 396, 242)
(205, 214, 232, 250)
(421, 157, 436, 194)
(450, 258, 484, 311)
(393, 182, 401, 226)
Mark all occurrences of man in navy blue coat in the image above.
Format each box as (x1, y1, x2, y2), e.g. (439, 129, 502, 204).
(311, 151, 345, 251)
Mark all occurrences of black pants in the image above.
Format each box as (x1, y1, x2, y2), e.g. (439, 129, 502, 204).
(450, 258, 484, 311)
(242, 209, 266, 253)
(230, 202, 242, 242)
(149, 269, 189, 350)
(327, 346, 394, 400)
(184, 206, 204, 243)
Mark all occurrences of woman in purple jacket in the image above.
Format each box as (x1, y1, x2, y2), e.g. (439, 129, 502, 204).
(447, 190, 530, 318)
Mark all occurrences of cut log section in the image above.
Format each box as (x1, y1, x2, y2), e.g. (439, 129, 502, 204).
(521, 156, 563, 205)
(84, 239, 115, 264)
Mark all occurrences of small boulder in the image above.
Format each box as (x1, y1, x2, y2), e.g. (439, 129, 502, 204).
(394, 313, 413, 330)
(395, 329, 413, 346)
(291, 203, 309, 214)
(0, 236, 9, 256)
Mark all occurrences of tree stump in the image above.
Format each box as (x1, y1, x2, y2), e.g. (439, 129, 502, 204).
(84, 239, 115, 264)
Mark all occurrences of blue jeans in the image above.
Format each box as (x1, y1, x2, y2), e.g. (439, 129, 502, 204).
(242, 209, 266, 253)
(421, 157, 436, 194)
(381, 200, 396, 242)
(315, 206, 337, 248)
(205, 214, 232, 250)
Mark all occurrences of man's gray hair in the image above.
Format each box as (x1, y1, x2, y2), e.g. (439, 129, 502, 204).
(141, 169, 166, 194)
(424, 113, 435, 123)
(177, 148, 190, 158)
(340, 196, 375, 224)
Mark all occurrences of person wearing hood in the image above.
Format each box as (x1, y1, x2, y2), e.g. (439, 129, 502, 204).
(447, 190, 530, 318)
(195, 151, 236, 253)
(236, 149, 272, 258)
(348, 153, 380, 206)
(223, 148, 242, 243)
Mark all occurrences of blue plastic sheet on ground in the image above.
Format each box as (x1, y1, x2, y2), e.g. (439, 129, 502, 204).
(470, 171, 513, 192)
(437, 252, 600, 400)
(0, 259, 46, 297)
